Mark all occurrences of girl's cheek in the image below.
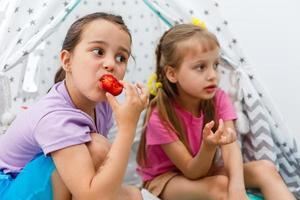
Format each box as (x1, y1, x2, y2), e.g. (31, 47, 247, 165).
(118, 64, 127, 75)
(117, 71, 126, 80)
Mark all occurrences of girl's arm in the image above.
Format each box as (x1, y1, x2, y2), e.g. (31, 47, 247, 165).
(52, 126, 136, 200)
(221, 120, 247, 198)
(161, 138, 217, 179)
(52, 83, 148, 200)
(161, 119, 236, 179)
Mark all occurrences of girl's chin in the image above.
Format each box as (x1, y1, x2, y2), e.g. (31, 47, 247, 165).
(95, 95, 107, 102)
(201, 92, 216, 99)
(89, 92, 107, 103)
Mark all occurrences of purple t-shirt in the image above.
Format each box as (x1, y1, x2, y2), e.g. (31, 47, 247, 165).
(0, 81, 113, 174)
(137, 89, 237, 181)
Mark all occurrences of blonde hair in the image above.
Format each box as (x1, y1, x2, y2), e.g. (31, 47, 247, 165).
(137, 24, 220, 166)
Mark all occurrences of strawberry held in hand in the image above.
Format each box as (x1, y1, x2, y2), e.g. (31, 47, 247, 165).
(99, 74, 123, 96)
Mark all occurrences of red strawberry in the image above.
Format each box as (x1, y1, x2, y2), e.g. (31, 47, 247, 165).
(99, 74, 123, 96)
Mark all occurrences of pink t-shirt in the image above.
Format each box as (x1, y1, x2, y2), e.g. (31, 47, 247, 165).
(137, 89, 237, 181)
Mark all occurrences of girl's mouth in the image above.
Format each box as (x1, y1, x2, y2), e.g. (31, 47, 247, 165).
(204, 85, 217, 93)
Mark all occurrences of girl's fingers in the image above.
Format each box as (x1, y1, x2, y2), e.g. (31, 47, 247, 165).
(105, 92, 119, 111)
(227, 127, 237, 142)
(220, 128, 237, 144)
(124, 82, 146, 99)
(136, 82, 149, 106)
(219, 135, 230, 145)
(219, 135, 227, 144)
(203, 121, 215, 137)
(122, 82, 149, 111)
(214, 119, 224, 139)
(123, 81, 136, 97)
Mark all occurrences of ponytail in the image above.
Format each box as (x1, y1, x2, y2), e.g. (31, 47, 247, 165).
(54, 67, 65, 83)
(201, 100, 218, 132)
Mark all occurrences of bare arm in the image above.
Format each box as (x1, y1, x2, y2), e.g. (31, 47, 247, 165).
(161, 119, 236, 179)
(161, 138, 217, 179)
(221, 120, 247, 197)
(52, 82, 148, 200)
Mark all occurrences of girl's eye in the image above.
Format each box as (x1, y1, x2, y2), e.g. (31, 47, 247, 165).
(92, 48, 104, 56)
(195, 65, 205, 71)
(213, 62, 219, 70)
(116, 54, 127, 63)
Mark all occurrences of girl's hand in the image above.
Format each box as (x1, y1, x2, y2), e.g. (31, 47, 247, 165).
(202, 119, 237, 147)
(106, 81, 149, 129)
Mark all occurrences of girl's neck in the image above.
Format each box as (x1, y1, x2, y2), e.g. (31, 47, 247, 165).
(176, 96, 200, 117)
(64, 80, 96, 118)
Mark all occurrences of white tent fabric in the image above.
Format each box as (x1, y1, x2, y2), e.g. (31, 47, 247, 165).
(0, 0, 299, 199)
(0, 0, 81, 131)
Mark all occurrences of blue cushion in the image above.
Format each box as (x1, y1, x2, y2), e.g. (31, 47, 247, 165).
(247, 192, 264, 200)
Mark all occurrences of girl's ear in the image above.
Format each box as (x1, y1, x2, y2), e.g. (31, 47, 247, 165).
(165, 65, 177, 83)
(60, 50, 72, 72)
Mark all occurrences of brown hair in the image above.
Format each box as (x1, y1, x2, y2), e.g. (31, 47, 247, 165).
(137, 24, 220, 166)
(54, 12, 132, 83)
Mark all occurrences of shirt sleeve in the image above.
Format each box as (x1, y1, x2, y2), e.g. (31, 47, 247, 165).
(34, 110, 94, 155)
(146, 109, 179, 145)
(215, 89, 237, 121)
(96, 102, 113, 137)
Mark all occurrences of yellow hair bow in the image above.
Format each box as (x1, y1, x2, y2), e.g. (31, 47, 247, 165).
(191, 17, 207, 30)
(147, 73, 162, 96)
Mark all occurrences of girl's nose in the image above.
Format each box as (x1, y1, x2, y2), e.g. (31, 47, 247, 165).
(103, 57, 116, 72)
(103, 65, 114, 72)
(207, 67, 217, 80)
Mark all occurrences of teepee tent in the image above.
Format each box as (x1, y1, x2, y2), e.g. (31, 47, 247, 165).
(0, 0, 299, 199)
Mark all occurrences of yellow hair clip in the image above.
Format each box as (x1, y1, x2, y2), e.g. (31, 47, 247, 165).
(147, 73, 162, 96)
(192, 17, 207, 30)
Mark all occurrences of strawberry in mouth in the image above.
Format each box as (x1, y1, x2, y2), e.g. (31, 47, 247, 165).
(99, 74, 123, 96)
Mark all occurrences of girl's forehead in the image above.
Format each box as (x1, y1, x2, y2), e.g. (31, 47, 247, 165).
(178, 36, 218, 54)
(179, 39, 220, 62)
(80, 19, 131, 47)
